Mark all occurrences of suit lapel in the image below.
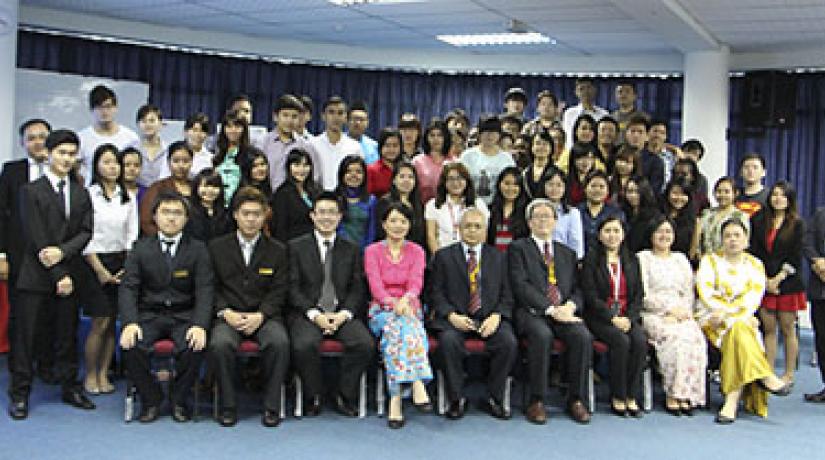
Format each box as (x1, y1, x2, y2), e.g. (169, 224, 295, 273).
(229, 235, 248, 271)
(450, 244, 471, 291)
(248, 237, 265, 270)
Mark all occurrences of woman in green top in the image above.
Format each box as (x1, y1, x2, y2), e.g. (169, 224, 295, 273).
(213, 109, 250, 205)
(690, 177, 750, 262)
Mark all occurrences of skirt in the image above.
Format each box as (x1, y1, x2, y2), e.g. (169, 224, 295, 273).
(761, 292, 807, 312)
(81, 252, 126, 318)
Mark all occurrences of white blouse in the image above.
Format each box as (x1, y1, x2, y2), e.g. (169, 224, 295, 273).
(424, 197, 489, 249)
(83, 184, 139, 255)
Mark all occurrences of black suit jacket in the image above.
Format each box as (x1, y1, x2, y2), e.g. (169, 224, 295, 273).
(270, 182, 314, 244)
(16, 176, 93, 292)
(804, 207, 825, 300)
(429, 242, 513, 330)
(508, 238, 583, 316)
(581, 248, 644, 325)
(209, 233, 288, 320)
(640, 149, 664, 194)
(750, 211, 806, 294)
(288, 233, 366, 318)
(119, 235, 214, 329)
(0, 159, 29, 280)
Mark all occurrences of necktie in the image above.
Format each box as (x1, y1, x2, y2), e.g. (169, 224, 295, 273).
(162, 240, 175, 270)
(318, 240, 336, 312)
(544, 242, 561, 306)
(467, 248, 481, 316)
(56, 179, 67, 218)
(36, 162, 45, 179)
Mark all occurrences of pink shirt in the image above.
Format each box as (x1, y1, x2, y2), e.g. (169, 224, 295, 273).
(364, 241, 426, 311)
(413, 154, 453, 206)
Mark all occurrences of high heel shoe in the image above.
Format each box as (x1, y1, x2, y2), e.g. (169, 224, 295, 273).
(611, 404, 628, 417)
(757, 379, 792, 396)
(715, 411, 735, 424)
(665, 405, 682, 417)
(387, 417, 406, 429)
(413, 400, 433, 413)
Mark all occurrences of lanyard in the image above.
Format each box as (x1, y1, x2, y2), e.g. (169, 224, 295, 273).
(447, 200, 463, 241)
(608, 259, 622, 301)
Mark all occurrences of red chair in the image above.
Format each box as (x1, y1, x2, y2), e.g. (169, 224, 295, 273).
(588, 340, 652, 413)
(293, 338, 368, 418)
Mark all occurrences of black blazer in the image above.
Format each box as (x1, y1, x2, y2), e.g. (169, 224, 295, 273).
(209, 233, 288, 320)
(0, 160, 30, 279)
(288, 232, 366, 318)
(429, 242, 513, 330)
(581, 248, 644, 325)
(119, 235, 214, 329)
(16, 176, 92, 292)
(270, 182, 314, 244)
(186, 204, 234, 243)
(508, 238, 583, 316)
(804, 207, 825, 300)
(750, 212, 806, 294)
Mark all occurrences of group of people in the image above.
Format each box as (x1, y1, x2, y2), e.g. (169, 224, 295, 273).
(2, 80, 825, 431)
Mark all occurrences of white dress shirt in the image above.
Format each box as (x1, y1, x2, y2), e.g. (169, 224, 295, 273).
(158, 231, 183, 257)
(237, 231, 261, 266)
(306, 231, 353, 321)
(44, 171, 70, 218)
(28, 158, 47, 183)
(311, 131, 363, 191)
(561, 103, 610, 147)
(83, 184, 139, 255)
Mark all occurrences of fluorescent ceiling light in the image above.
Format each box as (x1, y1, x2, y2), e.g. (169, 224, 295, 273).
(437, 32, 554, 47)
(328, 0, 424, 6)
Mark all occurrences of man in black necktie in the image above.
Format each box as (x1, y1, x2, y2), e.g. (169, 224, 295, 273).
(119, 191, 213, 423)
(287, 191, 374, 417)
(509, 199, 594, 424)
(429, 208, 517, 420)
(8, 129, 95, 420)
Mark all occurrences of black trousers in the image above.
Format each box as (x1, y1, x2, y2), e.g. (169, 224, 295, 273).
(437, 320, 517, 402)
(209, 319, 290, 411)
(7, 289, 79, 400)
(587, 319, 648, 401)
(516, 309, 593, 402)
(812, 300, 825, 383)
(123, 313, 203, 408)
(288, 314, 374, 403)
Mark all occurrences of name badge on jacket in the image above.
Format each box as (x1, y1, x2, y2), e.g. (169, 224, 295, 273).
(258, 267, 274, 276)
(173, 270, 189, 278)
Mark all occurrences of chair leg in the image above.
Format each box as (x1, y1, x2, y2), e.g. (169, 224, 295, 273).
(504, 376, 513, 415)
(436, 369, 447, 416)
(280, 384, 286, 420)
(643, 368, 653, 412)
(587, 368, 595, 414)
(376, 367, 385, 417)
(124, 381, 136, 423)
(358, 372, 367, 418)
(294, 375, 303, 418)
(212, 382, 219, 421)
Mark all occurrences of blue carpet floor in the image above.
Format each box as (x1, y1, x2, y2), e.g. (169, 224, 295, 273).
(1, 333, 822, 460)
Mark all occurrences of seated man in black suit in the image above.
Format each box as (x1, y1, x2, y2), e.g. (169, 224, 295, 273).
(119, 191, 213, 423)
(287, 191, 374, 417)
(8, 129, 95, 420)
(430, 208, 518, 420)
(208, 186, 290, 427)
(509, 198, 593, 424)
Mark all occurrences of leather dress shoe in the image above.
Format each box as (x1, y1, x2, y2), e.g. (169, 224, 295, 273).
(262, 409, 282, 427)
(139, 405, 160, 423)
(484, 397, 511, 420)
(525, 400, 547, 425)
(172, 404, 191, 422)
(218, 408, 237, 427)
(62, 389, 96, 410)
(626, 404, 643, 418)
(8, 399, 28, 420)
(334, 394, 358, 417)
(445, 397, 466, 420)
(305, 395, 322, 416)
(804, 388, 825, 403)
(567, 400, 591, 424)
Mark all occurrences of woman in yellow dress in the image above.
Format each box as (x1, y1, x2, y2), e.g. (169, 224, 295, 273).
(695, 218, 792, 424)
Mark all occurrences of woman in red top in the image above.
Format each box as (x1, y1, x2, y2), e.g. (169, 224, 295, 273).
(750, 181, 807, 385)
(582, 216, 649, 417)
(366, 128, 402, 197)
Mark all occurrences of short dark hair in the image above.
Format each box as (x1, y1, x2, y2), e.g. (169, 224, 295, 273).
(45, 129, 80, 151)
(136, 104, 161, 123)
(323, 96, 346, 111)
(575, 77, 595, 86)
(380, 200, 414, 224)
(348, 100, 369, 117)
(167, 140, 193, 159)
(626, 114, 650, 131)
(501, 114, 523, 131)
(184, 112, 211, 134)
(445, 108, 470, 127)
(227, 93, 251, 110)
(275, 94, 304, 114)
(89, 85, 116, 109)
(649, 118, 668, 131)
(597, 116, 619, 131)
(313, 190, 344, 213)
(19, 118, 51, 137)
(616, 81, 636, 92)
(378, 127, 403, 159)
(477, 113, 502, 134)
(680, 139, 705, 159)
(720, 217, 748, 235)
(299, 95, 314, 113)
(151, 190, 190, 217)
(121, 146, 142, 164)
(739, 153, 766, 169)
(535, 90, 558, 106)
(232, 185, 269, 212)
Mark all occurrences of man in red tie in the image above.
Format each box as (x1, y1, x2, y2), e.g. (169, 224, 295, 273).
(508, 199, 594, 425)
(429, 208, 517, 420)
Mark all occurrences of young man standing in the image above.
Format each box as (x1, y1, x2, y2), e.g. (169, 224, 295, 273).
(310, 96, 363, 191)
(523, 90, 560, 137)
(260, 94, 322, 191)
(624, 115, 665, 194)
(735, 153, 769, 217)
(562, 78, 609, 147)
(77, 84, 139, 183)
(346, 101, 379, 165)
(647, 119, 677, 189)
(611, 81, 650, 139)
(680, 139, 709, 196)
(298, 95, 315, 141)
(503, 87, 528, 121)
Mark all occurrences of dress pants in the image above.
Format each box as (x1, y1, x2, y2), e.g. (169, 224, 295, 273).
(288, 313, 375, 403)
(8, 289, 80, 400)
(587, 319, 648, 401)
(811, 300, 825, 383)
(209, 319, 290, 411)
(515, 308, 593, 402)
(437, 320, 517, 402)
(123, 312, 203, 408)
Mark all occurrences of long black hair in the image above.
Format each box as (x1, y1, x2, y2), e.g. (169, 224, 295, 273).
(488, 166, 528, 243)
(335, 154, 370, 203)
(90, 143, 130, 204)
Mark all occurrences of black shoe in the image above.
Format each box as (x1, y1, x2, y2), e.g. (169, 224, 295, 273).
(804, 388, 825, 403)
(334, 393, 358, 417)
(172, 404, 191, 422)
(305, 395, 322, 416)
(681, 406, 695, 417)
(757, 379, 792, 396)
(387, 417, 405, 429)
(665, 405, 682, 417)
(483, 397, 511, 420)
(715, 412, 735, 424)
(626, 405, 643, 418)
(611, 405, 628, 418)
(138, 405, 160, 423)
(61, 389, 96, 410)
(8, 399, 28, 420)
(446, 397, 466, 420)
(218, 408, 237, 427)
(262, 410, 282, 427)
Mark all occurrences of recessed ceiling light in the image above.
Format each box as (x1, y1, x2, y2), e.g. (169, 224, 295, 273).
(328, 0, 424, 6)
(437, 32, 554, 47)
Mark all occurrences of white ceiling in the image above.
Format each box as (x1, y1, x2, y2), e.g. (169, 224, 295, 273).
(20, 0, 825, 56)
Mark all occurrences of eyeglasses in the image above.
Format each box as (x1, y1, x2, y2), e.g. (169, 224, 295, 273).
(446, 176, 466, 183)
(314, 209, 341, 217)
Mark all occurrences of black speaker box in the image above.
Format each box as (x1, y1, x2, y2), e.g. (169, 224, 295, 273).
(742, 71, 796, 128)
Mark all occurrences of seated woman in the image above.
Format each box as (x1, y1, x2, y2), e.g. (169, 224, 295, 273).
(364, 203, 432, 429)
(637, 216, 707, 416)
(582, 217, 648, 417)
(486, 166, 528, 252)
(335, 155, 376, 250)
(695, 218, 792, 424)
(271, 148, 320, 243)
(186, 168, 233, 242)
(577, 170, 625, 254)
(374, 161, 426, 250)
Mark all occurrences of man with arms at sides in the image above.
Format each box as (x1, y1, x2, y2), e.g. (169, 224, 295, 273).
(311, 96, 364, 191)
(611, 82, 649, 141)
(77, 84, 139, 183)
(503, 87, 528, 122)
(347, 101, 380, 165)
(522, 90, 560, 137)
(119, 191, 213, 423)
(209, 186, 290, 427)
(8, 129, 95, 420)
(260, 94, 322, 191)
(509, 199, 593, 424)
(735, 153, 769, 218)
(287, 191, 374, 417)
(646, 119, 679, 192)
(430, 208, 518, 420)
(562, 77, 609, 148)
(624, 115, 664, 195)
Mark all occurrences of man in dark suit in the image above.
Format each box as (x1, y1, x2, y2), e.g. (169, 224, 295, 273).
(509, 198, 593, 424)
(208, 187, 290, 427)
(804, 207, 825, 402)
(7, 129, 95, 420)
(430, 208, 517, 420)
(0, 119, 57, 384)
(119, 191, 213, 423)
(287, 191, 374, 417)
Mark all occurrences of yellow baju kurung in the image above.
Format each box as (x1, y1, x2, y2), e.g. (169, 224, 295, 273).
(695, 253, 772, 417)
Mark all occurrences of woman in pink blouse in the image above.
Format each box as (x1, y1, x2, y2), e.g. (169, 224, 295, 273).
(413, 119, 453, 205)
(365, 202, 432, 429)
